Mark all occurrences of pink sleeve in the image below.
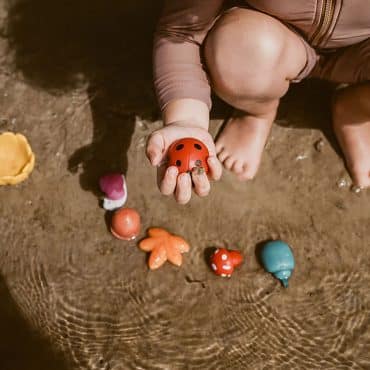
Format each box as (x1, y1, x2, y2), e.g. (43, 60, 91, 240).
(153, 0, 224, 111)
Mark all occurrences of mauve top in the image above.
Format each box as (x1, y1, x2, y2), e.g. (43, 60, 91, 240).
(153, 0, 370, 111)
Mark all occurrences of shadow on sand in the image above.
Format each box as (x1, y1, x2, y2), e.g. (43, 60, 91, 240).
(0, 276, 69, 370)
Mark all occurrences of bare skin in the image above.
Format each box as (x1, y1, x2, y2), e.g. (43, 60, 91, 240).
(208, 9, 370, 188)
(147, 9, 307, 204)
(148, 7, 370, 204)
(332, 83, 370, 188)
(204, 9, 307, 181)
(146, 99, 223, 204)
(216, 108, 277, 180)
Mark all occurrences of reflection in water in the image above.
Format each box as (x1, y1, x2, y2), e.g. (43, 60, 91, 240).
(1, 105, 370, 368)
(1, 116, 370, 368)
(3, 242, 370, 369)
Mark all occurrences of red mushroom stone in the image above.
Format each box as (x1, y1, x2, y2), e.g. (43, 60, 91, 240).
(228, 250, 243, 267)
(210, 248, 234, 277)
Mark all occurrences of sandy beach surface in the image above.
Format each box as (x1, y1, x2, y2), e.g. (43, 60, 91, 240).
(0, 1, 369, 369)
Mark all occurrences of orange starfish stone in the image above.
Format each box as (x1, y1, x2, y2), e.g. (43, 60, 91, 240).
(139, 228, 190, 270)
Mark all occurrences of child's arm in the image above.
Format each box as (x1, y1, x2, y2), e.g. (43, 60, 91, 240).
(153, 0, 224, 117)
(148, 1, 224, 204)
(163, 99, 209, 132)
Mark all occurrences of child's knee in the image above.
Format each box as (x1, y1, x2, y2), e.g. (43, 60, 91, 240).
(204, 8, 291, 103)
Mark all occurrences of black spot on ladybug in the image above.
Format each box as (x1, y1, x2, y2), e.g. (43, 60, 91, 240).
(194, 144, 202, 150)
(195, 160, 202, 167)
(176, 144, 184, 150)
(176, 160, 182, 167)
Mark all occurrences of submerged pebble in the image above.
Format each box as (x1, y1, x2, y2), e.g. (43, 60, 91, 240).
(295, 154, 308, 161)
(335, 200, 347, 210)
(314, 139, 324, 152)
(336, 178, 348, 189)
(350, 185, 362, 194)
(137, 136, 146, 149)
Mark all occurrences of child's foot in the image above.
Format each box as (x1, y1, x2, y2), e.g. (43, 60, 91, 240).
(215, 110, 275, 180)
(332, 85, 370, 188)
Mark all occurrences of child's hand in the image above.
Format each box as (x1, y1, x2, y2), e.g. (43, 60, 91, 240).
(146, 123, 222, 204)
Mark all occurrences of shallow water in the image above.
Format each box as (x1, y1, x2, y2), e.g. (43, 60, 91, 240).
(1, 1, 370, 369)
(1, 113, 370, 369)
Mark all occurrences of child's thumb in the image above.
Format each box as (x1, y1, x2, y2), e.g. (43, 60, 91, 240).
(146, 132, 165, 166)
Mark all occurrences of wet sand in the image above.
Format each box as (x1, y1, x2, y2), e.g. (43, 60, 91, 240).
(0, 1, 370, 369)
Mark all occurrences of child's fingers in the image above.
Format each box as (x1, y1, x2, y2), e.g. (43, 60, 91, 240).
(175, 173, 192, 204)
(160, 166, 178, 195)
(207, 156, 222, 181)
(146, 132, 165, 166)
(192, 167, 211, 197)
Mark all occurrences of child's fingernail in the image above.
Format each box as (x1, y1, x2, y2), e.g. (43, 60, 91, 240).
(150, 154, 158, 165)
(193, 166, 205, 175)
(167, 167, 178, 176)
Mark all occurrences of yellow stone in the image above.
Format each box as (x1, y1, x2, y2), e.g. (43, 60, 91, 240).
(0, 132, 35, 185)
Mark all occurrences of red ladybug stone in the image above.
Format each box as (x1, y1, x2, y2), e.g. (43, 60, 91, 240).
(168, 138, 209, 174)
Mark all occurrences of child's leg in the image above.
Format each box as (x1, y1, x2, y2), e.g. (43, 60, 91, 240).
(332, 83, 370, 187)
(313, 39, 370, 187)
(204, 8, 309, 180)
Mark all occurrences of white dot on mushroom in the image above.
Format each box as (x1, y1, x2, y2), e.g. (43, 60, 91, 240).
(223, 265, 231, 270)
(211, 263, 217, 271)
(221, 254, 227, 260)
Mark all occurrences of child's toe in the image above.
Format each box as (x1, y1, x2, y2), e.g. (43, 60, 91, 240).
(354, 170, 370, 189)
(224, 156, 235, 170)
(217, 149, 229, 162)
(238, 164, 256, 181)
(232, 160, 244, 174)
(215, 142, 224, 153)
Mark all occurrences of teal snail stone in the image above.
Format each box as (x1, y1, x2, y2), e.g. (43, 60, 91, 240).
(261, 240, 295, 288)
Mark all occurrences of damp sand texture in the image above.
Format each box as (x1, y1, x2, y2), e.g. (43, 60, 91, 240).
(1, 1, 370, 369)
